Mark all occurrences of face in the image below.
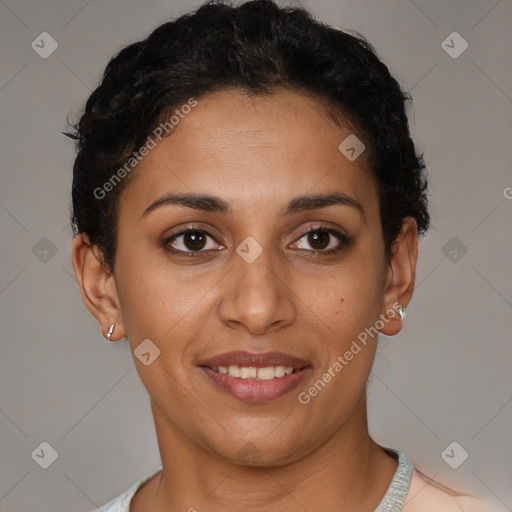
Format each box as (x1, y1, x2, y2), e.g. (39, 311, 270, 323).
(75, 88, 415, 466)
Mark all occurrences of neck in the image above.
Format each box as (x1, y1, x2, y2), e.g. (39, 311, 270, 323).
(138, 396, 398, 512)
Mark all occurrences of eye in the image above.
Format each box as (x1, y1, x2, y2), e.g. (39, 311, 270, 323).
(163, 228, 223, 256)
(163, 224, 351, 257)
(291, 225, 351, 255)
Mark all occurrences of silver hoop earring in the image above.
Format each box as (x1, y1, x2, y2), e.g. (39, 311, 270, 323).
(107, 323, 115, 341)
(397, 305, 406, 320)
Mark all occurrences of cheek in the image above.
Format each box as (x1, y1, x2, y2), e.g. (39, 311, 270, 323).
(114, 253, 168, 345)
(115, 272, 157, 340)
(298, 273, 381, 415)
(114, 252, 213, 352)
(114, 265, 196, 397)
(296, 256, 385, 341)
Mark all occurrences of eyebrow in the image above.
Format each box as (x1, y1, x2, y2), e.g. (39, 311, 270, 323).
(141, 191, 366, 221)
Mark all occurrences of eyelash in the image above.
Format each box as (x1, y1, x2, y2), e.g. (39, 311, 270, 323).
(162, 224, 352, 257)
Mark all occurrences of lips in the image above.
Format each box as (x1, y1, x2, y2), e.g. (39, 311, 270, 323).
(198, 351, 312, 403)
(198, 350, 311, 369)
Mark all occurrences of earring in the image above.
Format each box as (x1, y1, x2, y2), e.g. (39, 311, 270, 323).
(397, 305, 406, 319)
(106, 323, 115, 341)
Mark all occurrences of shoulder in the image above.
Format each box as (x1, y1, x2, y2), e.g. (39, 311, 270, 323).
(403, 468, 508, 512)
(87, 485, 136, 512)
(87, 466, 163, 512)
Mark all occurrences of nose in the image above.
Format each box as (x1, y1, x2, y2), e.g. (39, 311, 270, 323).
(218, 240, 297, 335)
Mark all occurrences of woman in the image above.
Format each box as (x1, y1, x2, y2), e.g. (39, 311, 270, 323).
(66, 0, 505, 510)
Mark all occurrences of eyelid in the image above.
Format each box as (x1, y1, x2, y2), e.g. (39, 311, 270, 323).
(162, 224, 224, 252)
(291, 224, 351, 253)
(162, 222, 352, 255)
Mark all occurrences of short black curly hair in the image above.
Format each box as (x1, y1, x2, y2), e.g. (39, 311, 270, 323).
(65, 0, 429, 271)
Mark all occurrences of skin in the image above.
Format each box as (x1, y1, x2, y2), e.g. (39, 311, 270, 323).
(72, 88, 418, 511)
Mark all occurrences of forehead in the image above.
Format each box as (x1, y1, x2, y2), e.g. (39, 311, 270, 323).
(119, 88, 378, 219)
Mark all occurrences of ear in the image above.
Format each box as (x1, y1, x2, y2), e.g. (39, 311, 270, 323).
(379, 217, 418, 336)
(71, 233, 126, 341)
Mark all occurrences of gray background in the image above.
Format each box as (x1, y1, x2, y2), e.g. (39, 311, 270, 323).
(0, 0, 511, 510)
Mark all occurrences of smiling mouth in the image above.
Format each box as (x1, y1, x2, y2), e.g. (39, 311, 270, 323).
(208, 365, 296, 380)
(197, 350, 312, 402)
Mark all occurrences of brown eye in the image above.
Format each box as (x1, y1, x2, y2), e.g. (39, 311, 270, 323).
(164, 229, 222, 255)
(182, 231, 207, 250)
(292, 226, 351, 255)
(307, 230, 330, 251)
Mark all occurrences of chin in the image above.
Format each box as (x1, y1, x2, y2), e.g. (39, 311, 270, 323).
(207, 433, 312, 469)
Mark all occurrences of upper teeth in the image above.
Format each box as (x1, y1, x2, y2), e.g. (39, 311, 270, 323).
(211, 365, 294, 380)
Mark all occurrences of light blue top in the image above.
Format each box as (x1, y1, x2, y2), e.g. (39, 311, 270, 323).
(90, 448, 413, 512)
